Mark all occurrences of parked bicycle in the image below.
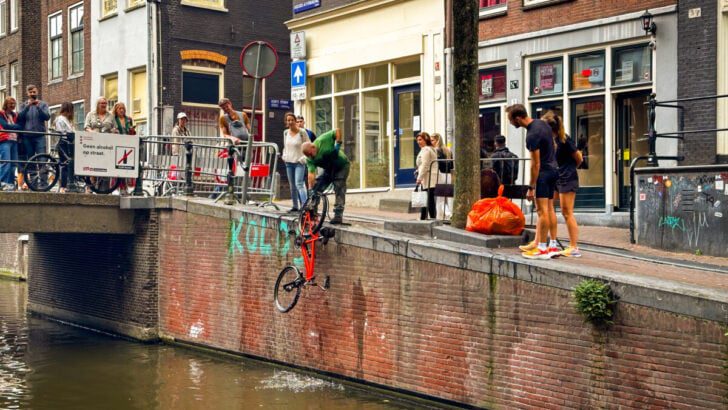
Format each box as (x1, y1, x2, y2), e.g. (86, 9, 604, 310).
(274, 191, 333, 313)
(23, 132, 121, 194)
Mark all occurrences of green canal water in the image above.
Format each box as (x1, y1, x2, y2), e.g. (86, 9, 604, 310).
(0, 280, 434, 410)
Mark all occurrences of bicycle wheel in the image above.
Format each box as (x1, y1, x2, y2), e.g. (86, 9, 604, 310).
(24, 154, 59, 192)
(274, 265, 303, 313)
(84, 176, 122, 194)
(298, 194, 328, 235)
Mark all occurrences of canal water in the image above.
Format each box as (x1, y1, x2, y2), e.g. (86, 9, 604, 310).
(0, 280, 429, 410)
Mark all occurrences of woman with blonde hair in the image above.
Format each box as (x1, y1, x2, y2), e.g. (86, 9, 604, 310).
(84, 97, 117, 133)
(281, 112, 311, 212)
(431, 133, 453, 219)
(112, 102, 135, 135)
(0, 97, 23, 191)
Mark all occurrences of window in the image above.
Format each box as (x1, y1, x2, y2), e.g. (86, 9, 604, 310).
(523, 0, 569, 8)
(9, 62, 18, 98)
(0, 66, 6, 102)
(73, 101, 85, 131)
(312, 99, 332, 137)
(394, 60, 420, 80)
(103, 74, 118, 108)
(0, 1, 7, 37)
(479, 0, 507, 18)
(530, 58, 563, 96)
(182, 69, 221, 106)
(49, 13, 63, 80)
(336, 94, 360, 189)
(479, 66, 507, 102)
(312, 76, 331, 97)
(9, 0, 16, 32)
(572, 97, 605, 188)
(49, 105, 61, 131)
(69, 4, 84, 75)
(362, 64, 388, 88)
(180, 0, 227, 12)
(613, 45, 652, 86)
(102, 0, 117, 18)
(130, 69, 147, 121)
(363, 89, 389, 188)
(334, 70, 358, 92)
(570, 51, 605, 91)
(127, 0, 145, 9)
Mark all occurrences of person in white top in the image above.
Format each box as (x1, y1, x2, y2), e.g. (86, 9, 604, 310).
(53, 102, 75, 192)
(415, 132, 437, 220)
(281, 112, 311, 212)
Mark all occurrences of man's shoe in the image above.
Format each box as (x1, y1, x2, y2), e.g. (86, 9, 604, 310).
(519, 240, 536, 252)
(559, 246, 582, 258)
(522, 247, 552, 260)
(329, 215, 343, 225)
(547, 247, 561, 258)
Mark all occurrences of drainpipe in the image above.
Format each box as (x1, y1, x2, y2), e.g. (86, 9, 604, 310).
(147, 0, 154, 134)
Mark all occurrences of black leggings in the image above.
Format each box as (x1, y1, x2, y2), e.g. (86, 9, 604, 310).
(420, 188, 436, 220)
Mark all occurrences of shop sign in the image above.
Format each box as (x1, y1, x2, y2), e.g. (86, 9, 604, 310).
(293, 0, 321, 13)
(74, 131, 140, 178)
(290, 31, 306, 60)
(481, 75, 494, 97)
(539, 64, 554, 90)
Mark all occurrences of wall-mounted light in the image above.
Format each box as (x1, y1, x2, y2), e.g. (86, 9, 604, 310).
(641, 10, 657, 36)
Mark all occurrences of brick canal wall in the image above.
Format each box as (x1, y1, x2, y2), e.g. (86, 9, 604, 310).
(155, 207, 727, 409)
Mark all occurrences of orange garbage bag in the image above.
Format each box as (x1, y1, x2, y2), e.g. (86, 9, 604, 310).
(466, 185, 525, 235)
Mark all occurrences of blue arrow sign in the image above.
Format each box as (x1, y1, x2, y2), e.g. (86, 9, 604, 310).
(291, 60, 306, 88)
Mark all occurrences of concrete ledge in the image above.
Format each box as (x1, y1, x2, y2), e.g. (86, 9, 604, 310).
(0, 191, 120, 206)
(574, 212, 629, 228)
(379, 198, 418, 213)
(433, 225, 526, 248)
(384, 220, 442, 237)
(28, 302, 159, 341)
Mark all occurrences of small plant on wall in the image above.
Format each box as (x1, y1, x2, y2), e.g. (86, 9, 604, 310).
(573, 279, 618, 328)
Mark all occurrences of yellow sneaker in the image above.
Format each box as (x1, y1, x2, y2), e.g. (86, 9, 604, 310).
(519, 240, 536, 252)
(559, 246, 582, 258)
(521, 247, 552, 260)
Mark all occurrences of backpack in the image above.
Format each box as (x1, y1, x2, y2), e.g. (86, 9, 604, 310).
(437, 148, 453, 174)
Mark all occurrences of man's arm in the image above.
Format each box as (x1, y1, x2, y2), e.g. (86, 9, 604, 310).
(39, 102, 51, 121)
(528, 149, 540, 201)
(308, 172, 316, 189)
(16, 104, 29, 123)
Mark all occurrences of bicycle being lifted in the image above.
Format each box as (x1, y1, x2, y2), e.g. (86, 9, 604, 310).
(273, 190, 335, 313)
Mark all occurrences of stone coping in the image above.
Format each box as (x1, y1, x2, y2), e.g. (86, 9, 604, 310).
(123, 196, 728, 324)
(0, 192, 122, 206)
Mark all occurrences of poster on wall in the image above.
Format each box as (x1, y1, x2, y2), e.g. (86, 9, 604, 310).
(481, 75, 494, 97)
(539, 64, 554, 90)
(620, 60, 634, 84)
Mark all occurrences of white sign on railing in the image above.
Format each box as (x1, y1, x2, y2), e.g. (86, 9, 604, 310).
(74, 131, 140, 178)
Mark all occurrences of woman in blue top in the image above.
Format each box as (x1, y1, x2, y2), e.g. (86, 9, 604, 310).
(542, 111, 583, 257)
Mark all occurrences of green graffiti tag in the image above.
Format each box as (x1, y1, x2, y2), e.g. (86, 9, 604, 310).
(659, 216, 686, 231)
(228, 216, 302, 266)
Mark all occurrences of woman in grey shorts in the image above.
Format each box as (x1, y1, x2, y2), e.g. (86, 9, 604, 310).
(542, 111, 583, 257)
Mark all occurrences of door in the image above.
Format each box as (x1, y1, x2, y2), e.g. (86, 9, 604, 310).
(616, 91, 650, 209)
(393, 85, 421, 186)
(479, 107, 500, 156)
(571, 97, 606, 208)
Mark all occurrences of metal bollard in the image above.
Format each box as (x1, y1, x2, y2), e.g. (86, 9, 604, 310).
(184, 141, 194, 196)
(133, 138, 145, 196)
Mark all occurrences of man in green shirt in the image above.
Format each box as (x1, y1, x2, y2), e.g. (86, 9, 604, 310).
(302, 128, 350, 224)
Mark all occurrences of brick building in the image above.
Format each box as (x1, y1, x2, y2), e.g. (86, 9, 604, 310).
(470, 0, 678, 212)
(40, 0, 91, 131)
(0, 0, 41, 104)
(720, 0, 728, 163)
(156, 0, 292, 149)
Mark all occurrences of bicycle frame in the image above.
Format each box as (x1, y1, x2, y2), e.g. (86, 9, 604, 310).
(298, 211, 320, 282)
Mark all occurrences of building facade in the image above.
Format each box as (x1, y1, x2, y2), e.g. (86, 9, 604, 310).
(286, 0, 446, 204)
(157, 0, 292, 148)
(41, 0, 90, 131)
(718, 0, 728, 164)
(0, 0, 41, 105)
(474, 0, 678, 211)
(90, 0, 148, 134)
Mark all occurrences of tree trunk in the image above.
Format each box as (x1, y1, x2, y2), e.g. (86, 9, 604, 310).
(451, 0, 480, 229)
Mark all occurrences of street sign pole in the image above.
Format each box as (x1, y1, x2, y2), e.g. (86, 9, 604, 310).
(239, 45, 262, 205)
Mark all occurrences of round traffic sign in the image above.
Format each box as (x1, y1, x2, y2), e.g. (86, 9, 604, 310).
(240, 41, 278, 79)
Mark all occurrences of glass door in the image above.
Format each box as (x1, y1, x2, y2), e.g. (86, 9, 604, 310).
(616, 91, 650, 209)
(571, 97, 606, 208)
(479, 107, 501, 156)
(393, 85, 421, 186)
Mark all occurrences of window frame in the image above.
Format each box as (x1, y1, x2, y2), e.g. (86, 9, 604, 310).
(129, 68, 147, 121)
(9, 61, 18, 99)
(72, 99, 85, 131)
(530, 56, 564, 98)
(180, 0, 228, 12)
(479, 0, 507, 19)
(0, 0, 7, 38)
(0, 65, 6, 102)
(611, 43, 653, 88)
(522, 0, 570, 10)
(68, 2, 84, 76)
(126, 0, 145, 11)
(569, 50, 606, 93)
(9, 0, 16, 32)
(478, 65, 508, 103)
(102, 73, 118, 108)
(181, 65, 224, 108)
(101, 0, 118, 19)
(48, 11, 63, 81)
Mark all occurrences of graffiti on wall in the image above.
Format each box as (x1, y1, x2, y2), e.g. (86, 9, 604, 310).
(228, 216, 303, 266)
(637, 171, 728, 256)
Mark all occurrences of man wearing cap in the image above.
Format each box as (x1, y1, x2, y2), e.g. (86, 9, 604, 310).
(171, 112, 190, 155)
(218, 98, 250, 143)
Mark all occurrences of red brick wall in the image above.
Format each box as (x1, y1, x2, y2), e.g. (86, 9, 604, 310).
(158, 210, 727, 408)
(479, 0, 676, 41)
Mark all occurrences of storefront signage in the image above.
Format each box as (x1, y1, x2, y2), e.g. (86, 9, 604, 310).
(539, 64, 555, 90)
(290, 31, 306, 60)
(481, 75, 494, 97)
(293, 0, 321, 14)
(74, 131, 140, 178)
(269, 99, 293, 110)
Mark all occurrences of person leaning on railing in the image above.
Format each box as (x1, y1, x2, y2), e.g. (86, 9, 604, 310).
(218, 98, 250, 144)
(84, 97, 118, 134)
(0, 97, 23, 191)
(171, 112, 190, 155)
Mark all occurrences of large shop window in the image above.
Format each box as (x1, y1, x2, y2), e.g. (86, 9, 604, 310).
(363, 89, 389, 188)
(336, 94, 361, 189)
(394, 60, 420, 80)
(362, 65, 388, 88)
(613, 45, 652, 86)
(570, 51, 604, 91)
(335, 70, 358, 92)
(530, 58, 563, 96)
(69, 4, 84, 75)
(479, 66, 506, 102)
(313, 76, 331, 96)
(49, 13, 63, 80)
(312, 99, 332, 138)
(182, 70, 220, 106)
(572, 98, 605, 188)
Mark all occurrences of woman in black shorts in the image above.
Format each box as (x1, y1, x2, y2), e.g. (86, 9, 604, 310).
(542, 111, 583, 257)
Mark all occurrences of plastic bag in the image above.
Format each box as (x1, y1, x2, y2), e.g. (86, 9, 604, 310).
(466, 185, 525, 235)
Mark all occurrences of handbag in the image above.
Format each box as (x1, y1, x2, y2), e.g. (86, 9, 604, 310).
(411, 184, 428, 208)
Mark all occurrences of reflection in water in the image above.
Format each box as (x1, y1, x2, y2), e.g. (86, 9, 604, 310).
(0, 281, 421, 409)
